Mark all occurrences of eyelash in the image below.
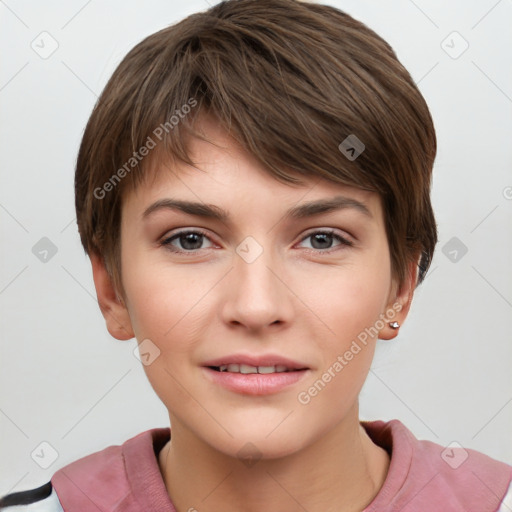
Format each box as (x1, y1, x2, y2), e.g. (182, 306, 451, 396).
(160, 228, 354, 255)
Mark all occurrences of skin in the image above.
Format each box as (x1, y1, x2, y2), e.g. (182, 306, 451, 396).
(91, 114, 417, 512)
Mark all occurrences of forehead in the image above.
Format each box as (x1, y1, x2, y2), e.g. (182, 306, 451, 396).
(121, 114, 383, 224)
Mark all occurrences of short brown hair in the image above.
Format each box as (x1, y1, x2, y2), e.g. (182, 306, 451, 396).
(75, 0, 437, 302)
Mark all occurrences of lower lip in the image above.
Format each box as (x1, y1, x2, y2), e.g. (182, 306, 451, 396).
(201, 367, 310, 396)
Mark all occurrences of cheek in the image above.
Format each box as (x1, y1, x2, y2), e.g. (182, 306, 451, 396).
(296, 250, 391, 380)
(300, 259, 390, 339)
(122, 261, 211, 407)
(122, 252, 217, 354)
(292, 269, 387, 425)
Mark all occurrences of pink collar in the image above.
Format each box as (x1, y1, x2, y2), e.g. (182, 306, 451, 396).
(51, 419, 512, 511)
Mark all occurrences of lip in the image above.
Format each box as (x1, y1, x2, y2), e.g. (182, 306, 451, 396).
(201, 366, 310, 396)
(201, 353, 310, 370)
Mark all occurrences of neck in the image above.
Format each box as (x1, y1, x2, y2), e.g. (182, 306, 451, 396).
(158, 407, 390, 512)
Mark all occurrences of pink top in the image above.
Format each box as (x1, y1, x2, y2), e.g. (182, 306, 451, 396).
(50, 419, 512, 511)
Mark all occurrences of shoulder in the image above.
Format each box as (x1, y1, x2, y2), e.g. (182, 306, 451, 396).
(54, 428, 169, 510)
(0, 481, 64, 511)
(363, 418, 512, 511)
(0, 428, 169, 512)
(398, 420, 512, 510)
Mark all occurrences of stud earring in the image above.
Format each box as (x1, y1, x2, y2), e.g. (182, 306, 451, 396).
(389, 321, 400, 329)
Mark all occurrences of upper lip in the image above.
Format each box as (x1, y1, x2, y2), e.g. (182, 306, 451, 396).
(202, 354, 309, 370)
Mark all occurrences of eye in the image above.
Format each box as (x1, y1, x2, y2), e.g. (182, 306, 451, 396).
(297, 229, 353, 253)
(160, 228, 353, 255)
(160, 229, 215, 253)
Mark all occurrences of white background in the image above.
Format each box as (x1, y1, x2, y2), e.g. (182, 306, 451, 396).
(1, 0, 511, 496)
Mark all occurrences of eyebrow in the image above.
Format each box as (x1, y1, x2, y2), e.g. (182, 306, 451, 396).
(142, 195, 372, 222)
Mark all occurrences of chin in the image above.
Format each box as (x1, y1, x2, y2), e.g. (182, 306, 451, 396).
(220, 434, 305, 462)
(201, 416, 310, 462)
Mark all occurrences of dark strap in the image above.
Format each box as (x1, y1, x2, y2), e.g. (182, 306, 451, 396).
(0, 481, 52, 507)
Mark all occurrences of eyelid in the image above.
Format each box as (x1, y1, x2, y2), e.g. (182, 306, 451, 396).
(299, 227, 354, 244)
(160, 227, 354, 254)
(296, 228, 354, 253)
(160, 228, 216, 249)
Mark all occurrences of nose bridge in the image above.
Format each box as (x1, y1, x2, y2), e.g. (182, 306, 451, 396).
(224, 234, 291, 329)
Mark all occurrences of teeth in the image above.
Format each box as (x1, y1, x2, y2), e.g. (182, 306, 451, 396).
(240, 364, 258, 374)
(217, 364, 292, 373)
(257, 366, 276, 374)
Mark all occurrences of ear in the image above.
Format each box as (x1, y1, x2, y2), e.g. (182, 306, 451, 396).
(90, 252, 135, 341)
(378, 257, 418, 341)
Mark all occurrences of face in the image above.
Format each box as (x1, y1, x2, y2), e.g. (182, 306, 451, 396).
(104, 115, 409, 460)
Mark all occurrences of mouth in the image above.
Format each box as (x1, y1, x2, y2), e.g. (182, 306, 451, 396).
(207, 364, 307, 374)
(201, 356, 311, 395)
(201, 354, 310, 395)
(201, 354, 310, 372)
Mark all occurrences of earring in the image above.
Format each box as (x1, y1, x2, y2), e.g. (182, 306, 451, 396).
(389, 321, 400, 329)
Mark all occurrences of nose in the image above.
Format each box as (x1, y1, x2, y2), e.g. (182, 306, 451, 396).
(221, 238, 294, 332)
